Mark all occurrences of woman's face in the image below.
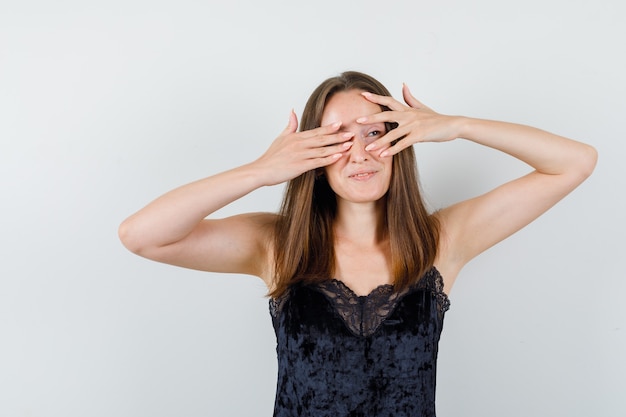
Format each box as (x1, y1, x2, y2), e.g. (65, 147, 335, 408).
(320, 89, 393, 205)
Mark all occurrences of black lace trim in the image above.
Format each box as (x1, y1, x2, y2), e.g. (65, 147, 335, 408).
(315, 279, 400, 337)
(270, 267, 450, 337)
(321, 267, 449, 336)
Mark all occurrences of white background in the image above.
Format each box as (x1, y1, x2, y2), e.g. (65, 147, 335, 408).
(1, 0, 624, 416)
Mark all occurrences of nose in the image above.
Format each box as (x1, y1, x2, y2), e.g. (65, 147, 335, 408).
(348, 135, 370, 163)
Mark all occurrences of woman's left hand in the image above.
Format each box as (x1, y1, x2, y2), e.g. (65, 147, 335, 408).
(358, 84, 463, 157)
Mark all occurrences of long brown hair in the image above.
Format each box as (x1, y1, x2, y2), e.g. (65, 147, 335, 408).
(270, 71, 439, 298)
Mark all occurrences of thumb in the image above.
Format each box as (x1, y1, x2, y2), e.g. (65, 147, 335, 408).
(284, 109, 298, 133)
(402, 83, 426, 109)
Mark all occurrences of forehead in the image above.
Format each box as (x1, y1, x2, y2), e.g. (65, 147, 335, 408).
(321, 90, 382, 126)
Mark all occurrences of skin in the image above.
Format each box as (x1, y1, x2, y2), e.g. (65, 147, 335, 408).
(320, 91, 395, 294)
(118, 85, 597, 296)
(321, 91, 393, 207)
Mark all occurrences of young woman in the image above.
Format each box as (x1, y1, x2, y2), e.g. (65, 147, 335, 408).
(119, 71, 597, 416)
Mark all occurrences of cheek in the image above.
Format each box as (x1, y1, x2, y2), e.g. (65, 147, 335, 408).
(322, 164, 346, 189)
(322, 165, 338, 184)
(382, 160, 394, 184)
(324, 156, 347, 173)
(361, 135, 377, 146)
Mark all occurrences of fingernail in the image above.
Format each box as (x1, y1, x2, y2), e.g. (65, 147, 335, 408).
(332, 121, 341, 128)
(380, 150, 389, 157)
(356, 117, 367, 123)
(361, 91, 372, 96)
(342, 132, 354, 139)
(342, 141, 353, 148)
(365, 144, 376, 151)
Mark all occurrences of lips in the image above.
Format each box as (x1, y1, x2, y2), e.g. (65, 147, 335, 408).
(348, 170, 377, 180)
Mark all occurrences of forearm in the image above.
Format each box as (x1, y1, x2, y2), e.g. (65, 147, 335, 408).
(119, 111, 352, 256)
(456, 117, 597, 177)
(118, 162, 267, 253)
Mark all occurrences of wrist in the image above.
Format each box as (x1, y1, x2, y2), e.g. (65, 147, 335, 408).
(244, 159, 280, 188)
(453, 116, 473, 140)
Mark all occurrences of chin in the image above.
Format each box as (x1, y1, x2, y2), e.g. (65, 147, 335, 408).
(342, 191, 388, 204)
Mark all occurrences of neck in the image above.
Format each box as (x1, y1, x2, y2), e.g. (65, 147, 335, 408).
(333, 200, 387, 245)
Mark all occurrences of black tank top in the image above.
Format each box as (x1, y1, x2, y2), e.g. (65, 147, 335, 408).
(270, 267, 450, 417)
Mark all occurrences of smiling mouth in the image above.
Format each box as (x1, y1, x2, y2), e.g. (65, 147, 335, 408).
(349, 171, 376, 180)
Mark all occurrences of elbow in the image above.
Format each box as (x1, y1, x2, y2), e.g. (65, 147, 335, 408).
(578, 143, 598, 180)
(564, 143, 597, 188)
(118, 216, 170, 261)
(118, 217, 148, 256)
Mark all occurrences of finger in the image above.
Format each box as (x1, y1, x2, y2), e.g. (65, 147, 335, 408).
(314, 151, 346, 167)
(299, 120, 342, 138)
(380, 142, 409, 158)
(299, 147, 347, 172)
(355, 110, 400, 125)
(300, 126, 354, 148)
(365, 125, 410, 152)
(284, 109, 298, 133)
(378, 132, 416, 157)
(361, 91, 407, 111)
(402, 84, 431, 111)
(317, 131, 355, 147)
(402, 84, 422, 108)
(371, 138, 411, 158)
(312, 140, 354, 158)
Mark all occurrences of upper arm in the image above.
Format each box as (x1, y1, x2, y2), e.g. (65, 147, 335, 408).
(438, 167, 593, 270)
(128, 212, 277, 283)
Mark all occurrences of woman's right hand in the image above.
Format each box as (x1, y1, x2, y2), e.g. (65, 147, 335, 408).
(253, 110, 355, 186)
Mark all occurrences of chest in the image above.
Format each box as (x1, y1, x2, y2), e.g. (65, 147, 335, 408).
(333, 240, 392, 296)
